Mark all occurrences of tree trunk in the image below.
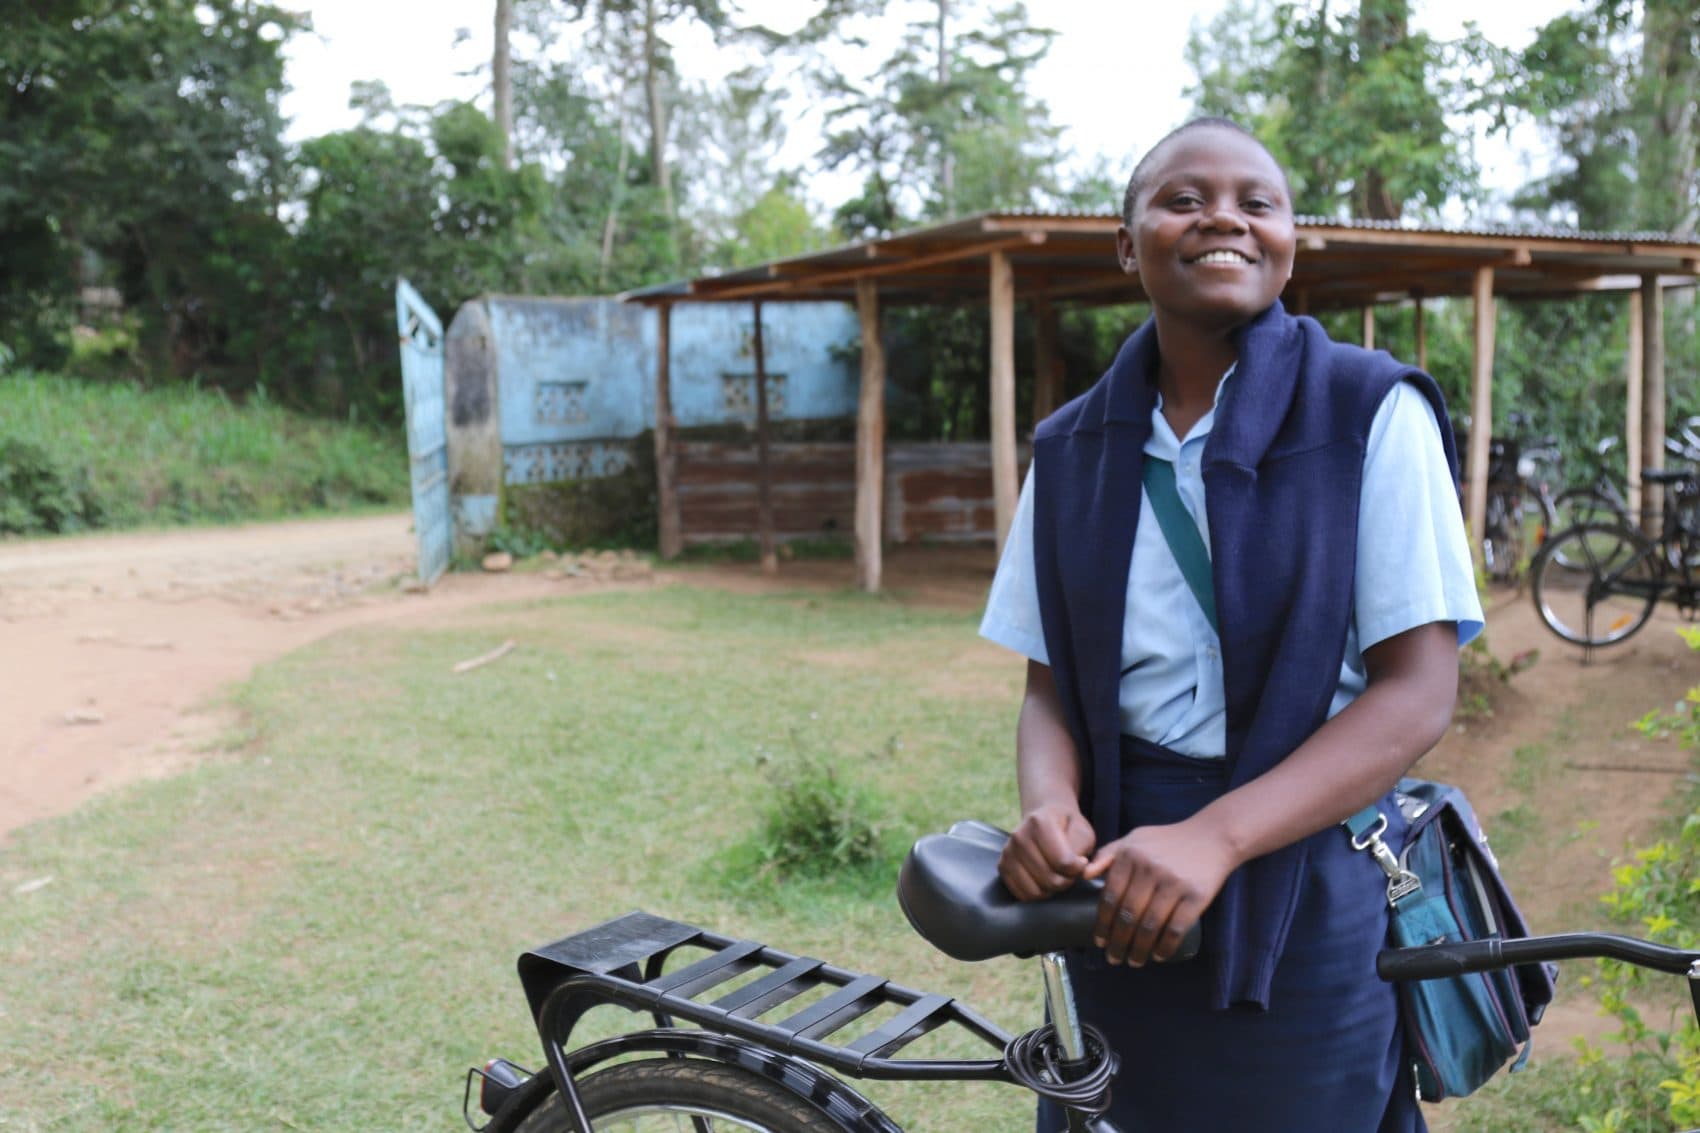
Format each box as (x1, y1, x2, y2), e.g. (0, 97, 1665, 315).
(937, 0, 954, 215)
(1640, 0, 1699, 234)
(643, 0, 675, 241)
(493, 0, 514, 170)
(599, 86, 633, 288)
(1356, 0, 1408, 221)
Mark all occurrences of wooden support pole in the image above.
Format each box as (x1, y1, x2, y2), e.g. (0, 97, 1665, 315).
(1412, 290, 1427, 372)
(1361, 306, 1375, 349)
(752, 301, 777, 576)
(1626, 289, 1644, 525)
(1031, 297, 1063, 425)
(1466, 267, 1496, 567)
(653, 302, 681, 560)
(854, 279, 886, 593)
(990, 251, 1018, 556)
(1641, 274, 1666, 533)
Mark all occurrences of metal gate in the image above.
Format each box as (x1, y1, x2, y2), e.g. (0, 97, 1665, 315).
(395, 279, 451, 586)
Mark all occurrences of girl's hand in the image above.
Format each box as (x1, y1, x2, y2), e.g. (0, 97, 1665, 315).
(998, 804, 1097, 901)
(1084, 820, 1235, 966)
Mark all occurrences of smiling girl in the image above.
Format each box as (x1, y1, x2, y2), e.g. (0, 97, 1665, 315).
(979, 118, 1481, 1131)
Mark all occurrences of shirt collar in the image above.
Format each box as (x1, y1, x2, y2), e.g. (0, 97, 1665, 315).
(1149, 364, 1237, 457)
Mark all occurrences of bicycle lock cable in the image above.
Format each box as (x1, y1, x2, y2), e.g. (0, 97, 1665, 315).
(1003, 1021, 1119, 1115)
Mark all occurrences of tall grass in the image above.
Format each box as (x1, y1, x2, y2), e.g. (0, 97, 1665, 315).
(0, 372, 407, 532)
(0, 585, 1038, 1131)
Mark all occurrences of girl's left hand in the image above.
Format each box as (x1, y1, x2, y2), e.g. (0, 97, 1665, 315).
(1083, 820, 1236, 967)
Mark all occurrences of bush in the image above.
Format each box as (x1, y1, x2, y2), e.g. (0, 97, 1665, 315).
(0, 435, 104, 534)
(750, 736, 887, 880)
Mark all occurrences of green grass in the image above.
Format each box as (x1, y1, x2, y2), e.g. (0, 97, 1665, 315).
(0, 585, 1040, 1131)
(0, 371, 407, 532)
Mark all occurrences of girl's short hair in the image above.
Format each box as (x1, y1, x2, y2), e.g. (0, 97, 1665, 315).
(1121, 117, 1283, 226)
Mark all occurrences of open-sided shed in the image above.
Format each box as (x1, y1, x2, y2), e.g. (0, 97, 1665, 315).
(627, 211, 1700, 591)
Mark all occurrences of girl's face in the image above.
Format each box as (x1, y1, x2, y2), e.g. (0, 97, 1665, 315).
(1116, 128, 1296, 331)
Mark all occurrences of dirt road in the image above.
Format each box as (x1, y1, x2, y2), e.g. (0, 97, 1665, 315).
(0, 513, 586, 839)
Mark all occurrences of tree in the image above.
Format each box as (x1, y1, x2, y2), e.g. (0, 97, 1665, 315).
(816, 0, 1063, 237)
(1187, 0, 1480, 220)
(0, 0, 304, 372)
(551, 0, 736, 269)
(495, 0, 516, 168)
(1516, 0, 1699, 234)
(673, 65, 832, 269)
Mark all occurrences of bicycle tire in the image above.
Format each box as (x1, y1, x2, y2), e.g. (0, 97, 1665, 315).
(1553, 487, 1624, 531)
(1530, 523, 1659, 647)
(512, 1058, 851, 1133)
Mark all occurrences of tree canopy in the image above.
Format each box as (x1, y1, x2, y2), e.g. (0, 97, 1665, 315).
(0, 0, 1694, 438)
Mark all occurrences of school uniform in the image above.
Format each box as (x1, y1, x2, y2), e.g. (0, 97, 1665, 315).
(980, 302, 1482, 1132)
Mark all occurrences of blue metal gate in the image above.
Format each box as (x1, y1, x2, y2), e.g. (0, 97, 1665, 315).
(395, 279, 451, 586)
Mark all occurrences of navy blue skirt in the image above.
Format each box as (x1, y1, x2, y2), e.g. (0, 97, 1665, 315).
(1036, 737, 1424, 1133)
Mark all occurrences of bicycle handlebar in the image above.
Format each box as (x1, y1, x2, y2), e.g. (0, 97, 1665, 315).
(1378, 932, 1700, 982)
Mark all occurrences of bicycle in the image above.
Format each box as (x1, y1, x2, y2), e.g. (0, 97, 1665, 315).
(1552, 419, 1700, 534)
(1530, 465, 1700, 650)
(461, 821, 1198, 1133)
(463, 820, 1700, 1133)
(1457, 415, 1560, 585)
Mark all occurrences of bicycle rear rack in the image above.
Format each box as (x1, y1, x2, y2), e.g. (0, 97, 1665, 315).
(518, 910, 1014, 1082)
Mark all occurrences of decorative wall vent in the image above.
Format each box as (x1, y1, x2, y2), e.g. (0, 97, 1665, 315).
(535, 380, 590, 425)
(720, 373, 786, 421)
(504, 441, 633, 484)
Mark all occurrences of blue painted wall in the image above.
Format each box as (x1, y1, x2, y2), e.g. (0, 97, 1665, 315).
(472, 297, 859, 487)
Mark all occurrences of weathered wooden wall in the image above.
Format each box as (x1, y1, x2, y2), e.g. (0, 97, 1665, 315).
(676, 441, 1029, 546)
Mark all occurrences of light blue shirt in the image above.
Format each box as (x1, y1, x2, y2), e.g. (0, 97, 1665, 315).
(979, 377, 1483, 758)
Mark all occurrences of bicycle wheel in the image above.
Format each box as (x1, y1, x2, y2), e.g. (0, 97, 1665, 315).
(1481, 491, 1524, 583)
(1530, 523, 1659, 647)
(513, 1059, 850, 1133)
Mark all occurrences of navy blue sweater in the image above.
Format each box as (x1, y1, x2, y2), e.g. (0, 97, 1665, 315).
(1031, 301, 1458, 1008)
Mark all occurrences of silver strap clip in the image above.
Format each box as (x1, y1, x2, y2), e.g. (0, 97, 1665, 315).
(1350, 812, 1422, 905)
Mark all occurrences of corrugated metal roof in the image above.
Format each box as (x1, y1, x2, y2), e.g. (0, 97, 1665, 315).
(621, 209, 1700, 309)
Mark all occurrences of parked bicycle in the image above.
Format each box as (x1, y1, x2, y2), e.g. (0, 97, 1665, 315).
(1553, 417, 1700, 534)
(1457, 414, 1560, 584)
(462, 821, 1696, 1132)
(1530, 464, 1700, 650)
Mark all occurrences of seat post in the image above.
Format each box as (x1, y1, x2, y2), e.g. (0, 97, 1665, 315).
(1039, 952, 1086, 1060)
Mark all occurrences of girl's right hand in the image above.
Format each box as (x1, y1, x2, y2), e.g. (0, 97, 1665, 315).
(998, 804, 1097, 900)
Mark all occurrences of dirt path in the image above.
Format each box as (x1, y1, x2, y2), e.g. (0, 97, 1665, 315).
(2, 516, 1696, 1052)
(0, 514, 601, 838)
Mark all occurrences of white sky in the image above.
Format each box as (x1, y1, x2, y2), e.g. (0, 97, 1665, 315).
(279, 0, 1574, 214)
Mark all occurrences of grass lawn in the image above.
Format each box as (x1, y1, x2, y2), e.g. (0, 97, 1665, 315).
(0, 584, 1048, 1131)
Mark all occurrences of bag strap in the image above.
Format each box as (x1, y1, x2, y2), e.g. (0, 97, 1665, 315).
(1141, 457, 1218, 634)
(1344, 805, 1422, 906)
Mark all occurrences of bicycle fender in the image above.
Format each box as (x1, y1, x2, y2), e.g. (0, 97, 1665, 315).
(482, 1029, 902, 1133)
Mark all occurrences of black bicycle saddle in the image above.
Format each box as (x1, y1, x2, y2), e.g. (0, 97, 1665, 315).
(897, 820, 1202, 963)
